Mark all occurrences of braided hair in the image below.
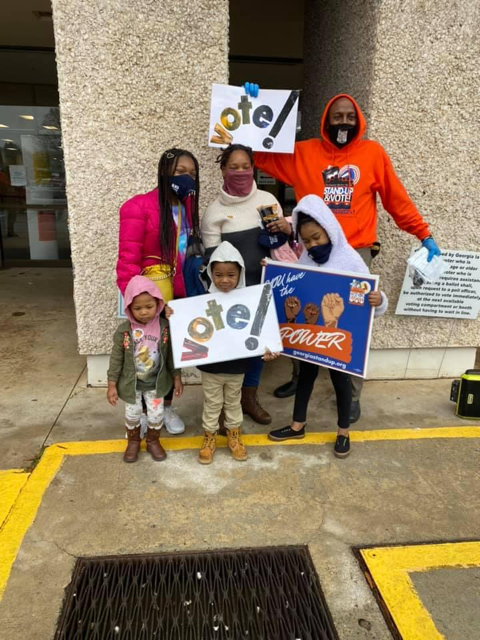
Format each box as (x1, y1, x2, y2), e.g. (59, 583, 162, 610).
(215, 143, 254, 169)
(158, 148, 201, 263)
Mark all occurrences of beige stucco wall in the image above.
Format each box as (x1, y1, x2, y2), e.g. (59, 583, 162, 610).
(52, 0, 229, 354)
(303, 0, 480, 350)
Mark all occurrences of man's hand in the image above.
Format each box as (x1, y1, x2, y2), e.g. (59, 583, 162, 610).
(368, 291, 382, 307)
(107, 382, 118, 406)
(285, 296, 301, 322)
(173, 376, 183, 397)
(165, 305, 174, 319)
(321, 293, 344, 327)
(303, 302, 320, 325)
(243, 82, 259, 98)
(266, 217, 292, 235)
(422, 237, 441, 262)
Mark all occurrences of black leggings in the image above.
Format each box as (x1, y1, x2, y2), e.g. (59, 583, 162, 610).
(293, 361, 351, 429)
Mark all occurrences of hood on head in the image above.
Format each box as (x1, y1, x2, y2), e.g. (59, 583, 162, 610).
(293, 195, 345, 251)
(123, 275, 165, 323)
(207, 241, 246, 292)
(292, 195, 369, 274)
(320, 93, 366, 149)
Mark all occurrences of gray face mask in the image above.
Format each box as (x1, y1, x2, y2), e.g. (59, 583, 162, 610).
(328, 124, 356, 147)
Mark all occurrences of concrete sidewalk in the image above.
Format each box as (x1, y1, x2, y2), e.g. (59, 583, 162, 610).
(0, 267, 470, 471)
(1, 267, 480, 640)
(1, 437, 480, 639)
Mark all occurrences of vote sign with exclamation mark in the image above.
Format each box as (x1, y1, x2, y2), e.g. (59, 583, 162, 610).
(208, 83, 300, 154)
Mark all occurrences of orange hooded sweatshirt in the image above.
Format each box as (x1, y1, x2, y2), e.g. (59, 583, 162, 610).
(255, 93, 430, 249)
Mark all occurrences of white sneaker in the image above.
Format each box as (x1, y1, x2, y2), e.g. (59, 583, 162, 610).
(164, 406, 185, 434)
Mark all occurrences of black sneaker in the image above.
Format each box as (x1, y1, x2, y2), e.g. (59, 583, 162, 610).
(334, 434, 350, 458)
(268, 424, 306, 441)
(349, 400, 361, 424)
(274, 379, 298, 398)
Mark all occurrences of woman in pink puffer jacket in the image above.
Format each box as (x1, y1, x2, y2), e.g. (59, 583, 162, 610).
(116, 148, 201, 434)
(116, 148, 201, 295)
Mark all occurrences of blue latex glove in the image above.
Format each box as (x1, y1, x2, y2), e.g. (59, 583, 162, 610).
(422, 237, 441, 262)
(243, 82, 259, 98)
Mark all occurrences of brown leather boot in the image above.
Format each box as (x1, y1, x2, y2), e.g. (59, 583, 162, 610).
(227, 428, 247, 461)
(241, 387, 272, 425)
(145, 428, 167, 461)
(199, 431, 217, 465)
(124, 426, 141, 463)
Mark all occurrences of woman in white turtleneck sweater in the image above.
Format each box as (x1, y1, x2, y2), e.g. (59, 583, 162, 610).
(201, 144, 292, 426)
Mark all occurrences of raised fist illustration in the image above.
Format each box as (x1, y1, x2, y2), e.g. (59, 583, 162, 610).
(321, 293, 344, 327)
(303, 302, 320, 325)
(284, 296, 301, 322)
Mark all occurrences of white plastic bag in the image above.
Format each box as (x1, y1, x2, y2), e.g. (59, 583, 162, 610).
(407, 246, 449, 287)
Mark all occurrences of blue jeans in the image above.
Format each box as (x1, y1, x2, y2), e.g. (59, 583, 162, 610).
(243, 357, 264, 388)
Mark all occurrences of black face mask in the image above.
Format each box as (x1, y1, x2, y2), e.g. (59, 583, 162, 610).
(328, 124, 356, 147)
(308, 242, 333, 264)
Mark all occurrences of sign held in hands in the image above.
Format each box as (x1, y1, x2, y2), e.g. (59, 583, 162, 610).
(208, 84, 300, 154)
(262, 260, 378, 378)
(168, 283, 283, 369)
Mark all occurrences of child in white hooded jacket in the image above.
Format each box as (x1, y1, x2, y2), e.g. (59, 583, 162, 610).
(268, 194, 387, 458)
(167, 241, 278, 465)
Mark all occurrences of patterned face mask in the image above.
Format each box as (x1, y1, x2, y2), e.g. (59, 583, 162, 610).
(328, 124, 356, 147)
(169, 174, 196, 200)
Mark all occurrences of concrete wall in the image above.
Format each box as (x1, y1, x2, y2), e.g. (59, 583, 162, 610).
(51, 0, 229, 355)
(302, 0, 480, 354)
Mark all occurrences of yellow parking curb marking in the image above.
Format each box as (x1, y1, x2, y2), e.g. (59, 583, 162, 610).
(1, 425, 479, 603)
(0, 470, 30, 528)
(48, 425, 480, 456)
(361, 541, 480, 640)
(0, 448, 63, 600)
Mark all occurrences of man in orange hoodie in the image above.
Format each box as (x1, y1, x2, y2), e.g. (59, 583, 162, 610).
(245, 85, 441, 421)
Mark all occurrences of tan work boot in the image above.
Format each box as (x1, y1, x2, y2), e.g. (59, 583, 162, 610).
(199, 431, 217, 465)
(227, 428, 247, 461)
(145, 427, 167, 461)
(124, 426, 141, 463)
(241, 387, 272, 425)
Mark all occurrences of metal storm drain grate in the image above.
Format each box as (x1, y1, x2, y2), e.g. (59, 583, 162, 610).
(55, 546, 338, 640)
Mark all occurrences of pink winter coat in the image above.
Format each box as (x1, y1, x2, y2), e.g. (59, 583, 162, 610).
(116, 188, 193, 296)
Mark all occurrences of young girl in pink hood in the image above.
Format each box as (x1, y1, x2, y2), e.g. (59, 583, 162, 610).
(107, 276, 182, 463)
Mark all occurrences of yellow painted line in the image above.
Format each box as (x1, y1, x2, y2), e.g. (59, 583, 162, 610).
(0, 448, 64, 600)
(0, 470, 30, 527)
(1, 426, 479, 602)
(49, 425, 480, 455)
(361, 541, 480, 640)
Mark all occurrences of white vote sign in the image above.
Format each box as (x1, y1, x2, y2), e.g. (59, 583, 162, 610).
(395, 249, 480, 319)
(168, 284, 283, 369)
(208, 83, 299, 154)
